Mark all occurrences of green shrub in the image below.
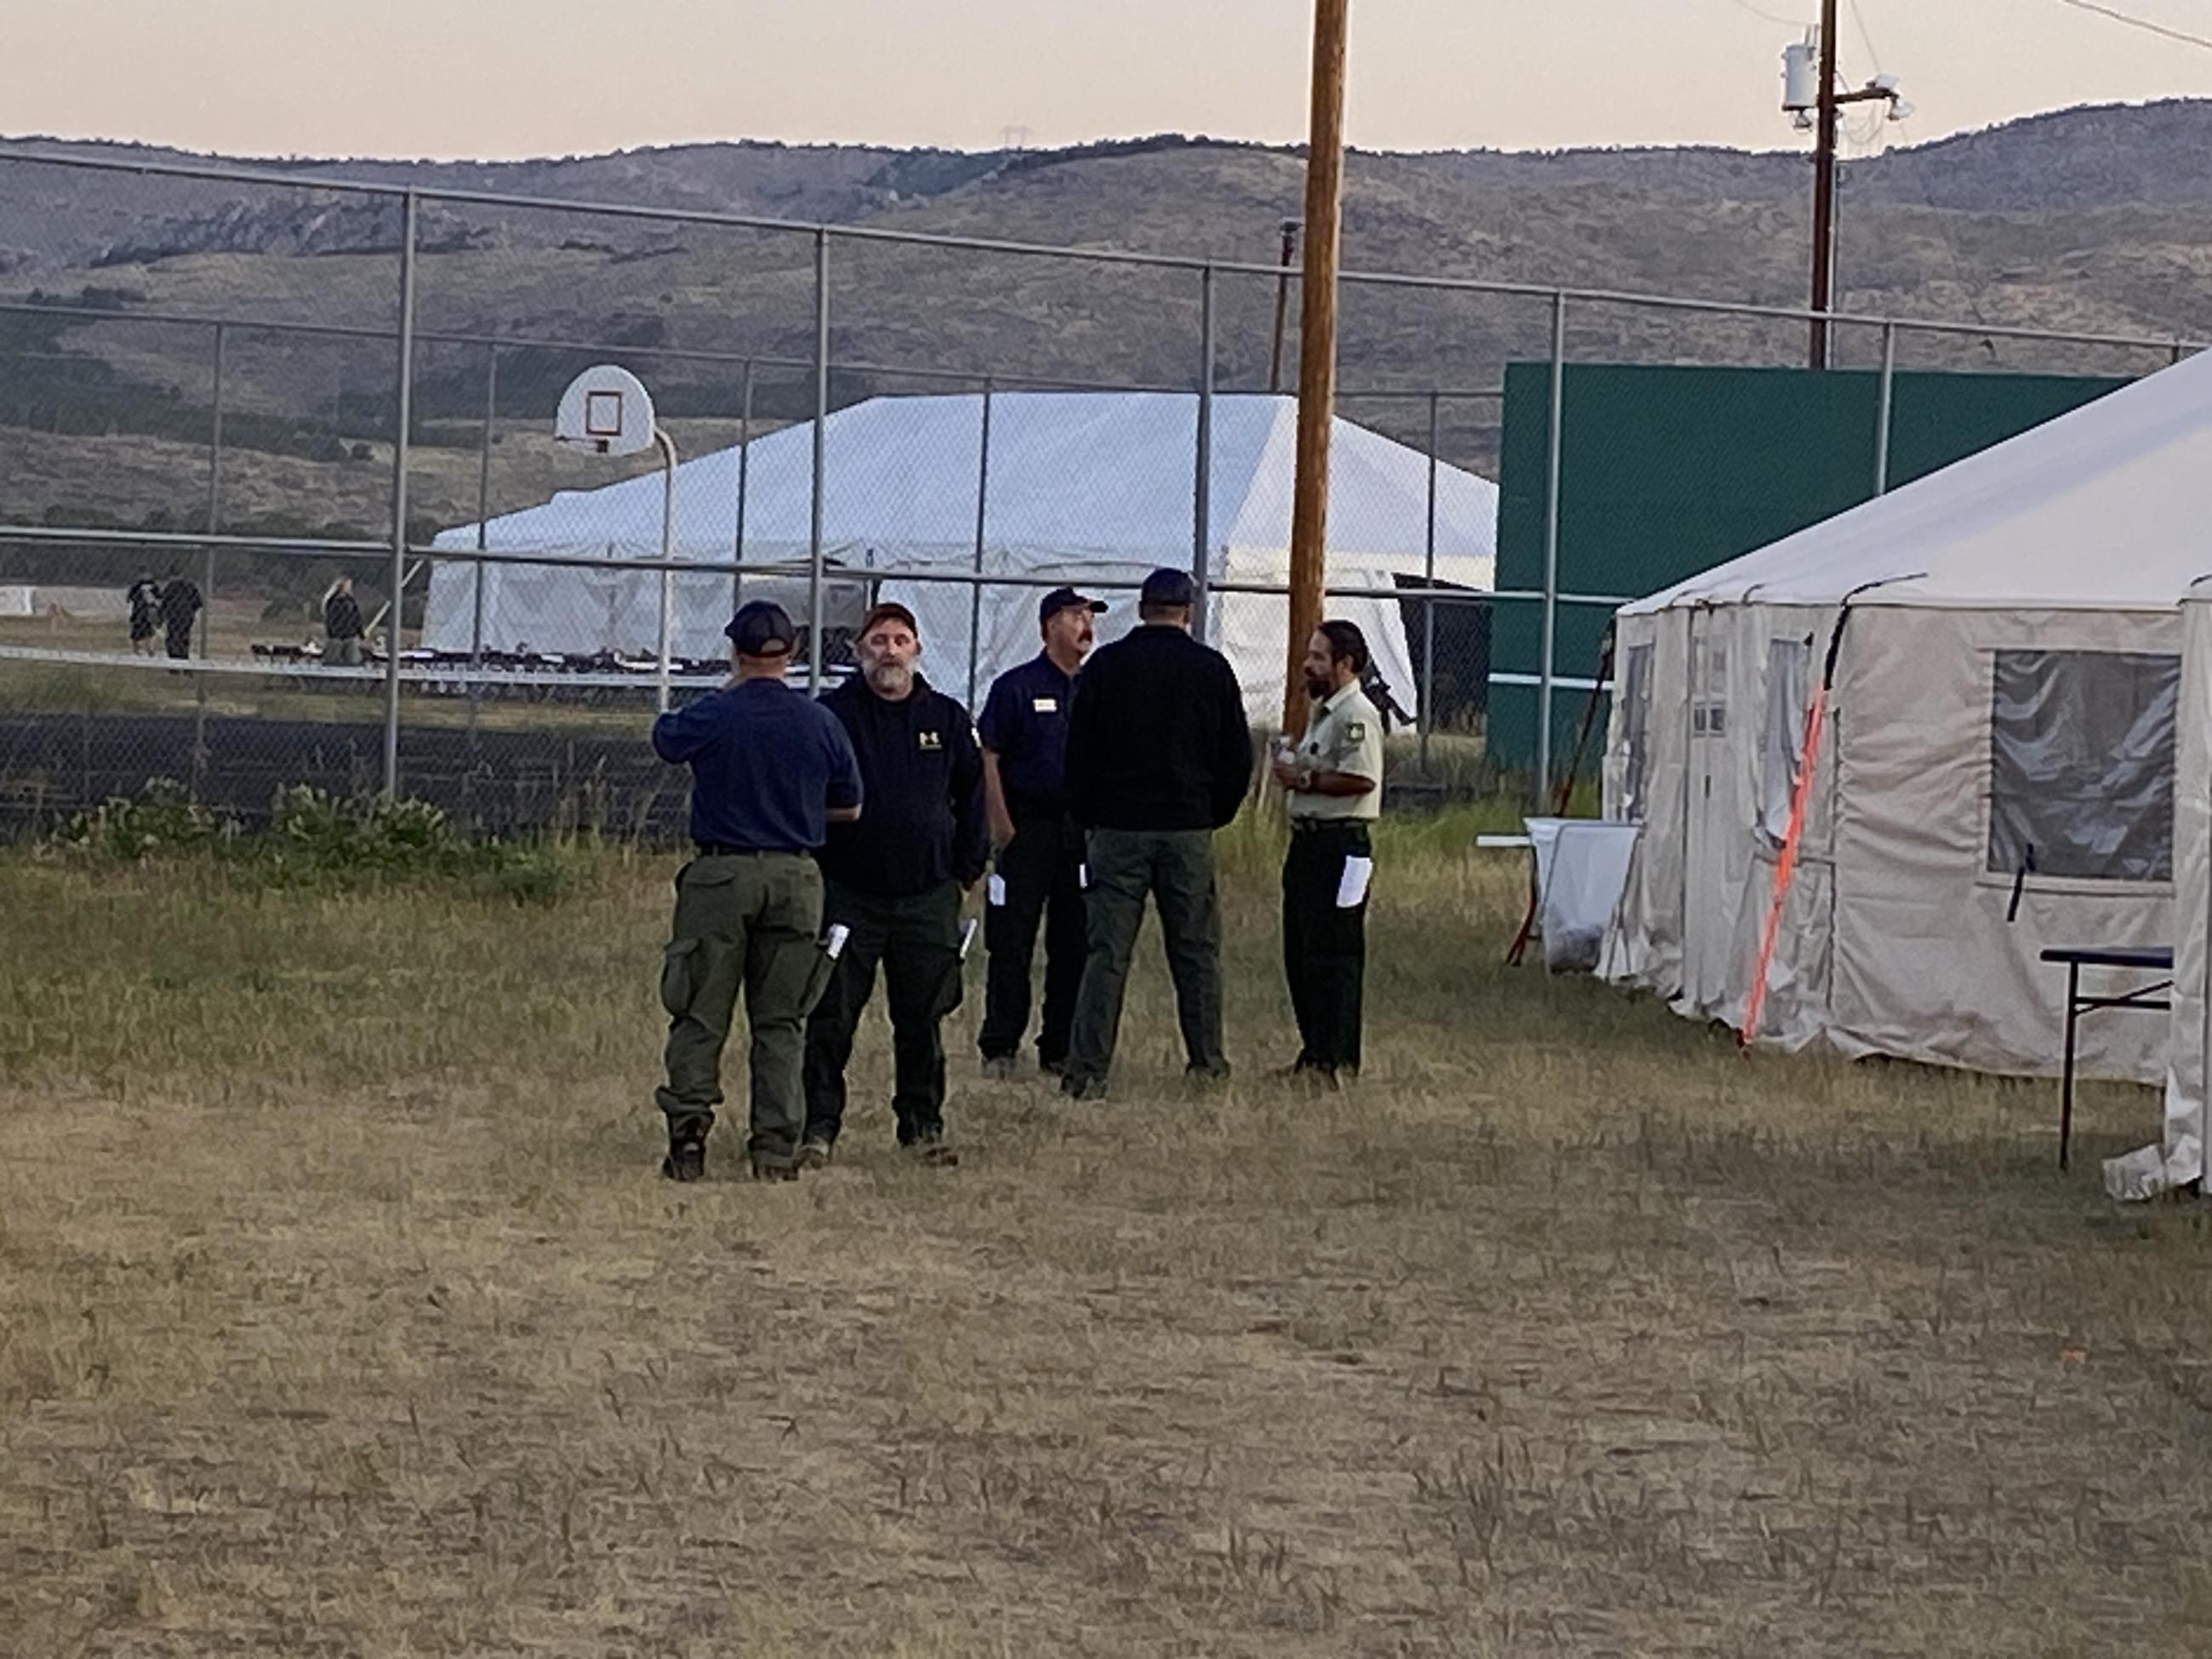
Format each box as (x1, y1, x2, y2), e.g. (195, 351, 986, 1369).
(50, 780, 581, 904)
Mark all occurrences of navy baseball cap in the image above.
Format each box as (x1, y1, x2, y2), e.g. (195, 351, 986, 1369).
(1038, 586, 1108, 626)
(725, 599, 796, 656)
(1139, 567, 1196, 608)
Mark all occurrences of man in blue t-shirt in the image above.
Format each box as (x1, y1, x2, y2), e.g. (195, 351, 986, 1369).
(648, 600, 863, 1183)
(974, 585, 1104, 1080)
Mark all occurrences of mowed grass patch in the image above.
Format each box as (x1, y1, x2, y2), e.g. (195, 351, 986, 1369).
(2, 829, 2209, 1656)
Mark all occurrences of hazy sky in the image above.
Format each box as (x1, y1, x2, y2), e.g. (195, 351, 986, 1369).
(10, 0, 2212, 160)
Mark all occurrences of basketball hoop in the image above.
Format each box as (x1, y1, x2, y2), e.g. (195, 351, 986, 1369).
(556, 365, 656, 458)
(552, 363, 680, 712)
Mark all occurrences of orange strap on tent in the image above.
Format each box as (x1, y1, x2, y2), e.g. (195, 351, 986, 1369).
(1739, 684, 1827, 1048)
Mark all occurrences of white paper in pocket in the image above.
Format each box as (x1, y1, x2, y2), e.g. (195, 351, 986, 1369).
(1078, 864, 1090, 890)
(825, 923, 851, 959)
(1336, 855, 1373, 909)
(987, 873, 1007, 907)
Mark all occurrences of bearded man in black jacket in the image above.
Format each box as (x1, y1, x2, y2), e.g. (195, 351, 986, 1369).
(801, 602, 988, 1166)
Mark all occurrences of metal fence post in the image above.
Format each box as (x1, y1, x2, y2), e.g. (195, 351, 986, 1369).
(192, 322, 225, 797)
(1535, 291, 1566, 807)
(733, 357, 754, 613)
(201, 323, 224, 658)
(1191, 264, 1216, 643)
(808, 228, 830, 693)
(966, 377, 994, 710)
(470, 339, 495, 695)
(383, 191, 419, 798)
(1420, 389, 1439, 778)
(1873, 322, 1896, 496)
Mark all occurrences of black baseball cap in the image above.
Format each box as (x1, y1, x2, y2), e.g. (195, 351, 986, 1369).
(1139, 567, 1196, 608)
(725, 600, 796, 656)
(1038, 586, 1108, 626)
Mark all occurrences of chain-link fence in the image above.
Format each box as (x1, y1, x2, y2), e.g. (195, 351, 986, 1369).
(1, 149, 2201, 837)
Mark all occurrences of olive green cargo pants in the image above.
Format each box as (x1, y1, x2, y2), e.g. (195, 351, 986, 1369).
(654, 852, 833, 1170)
(1062, 827, 1228, 1089)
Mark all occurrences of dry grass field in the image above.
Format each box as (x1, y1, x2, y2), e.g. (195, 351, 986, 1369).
(3, 816, 2209, 1656)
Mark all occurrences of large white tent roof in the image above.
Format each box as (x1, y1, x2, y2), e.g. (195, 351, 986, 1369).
(1624, 349, 2212, 616)
(435, 389, 1497, 581)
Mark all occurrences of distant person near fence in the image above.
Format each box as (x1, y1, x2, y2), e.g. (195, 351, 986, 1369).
(126, 573, 162, 656)
(322, 576, 365, 668)
(157, 568, 202, 663)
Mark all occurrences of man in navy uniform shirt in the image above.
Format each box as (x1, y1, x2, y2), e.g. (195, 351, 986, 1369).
(803, 602, 989, 1166)
(649, 601, 864, 1183)
(975, 586, 1106, 1080)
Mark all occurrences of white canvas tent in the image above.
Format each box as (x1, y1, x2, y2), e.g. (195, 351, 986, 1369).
(1602, 349, 2212, 1080)
(423, 391, 1496, 721)
(2149, 589, 2212, 1196)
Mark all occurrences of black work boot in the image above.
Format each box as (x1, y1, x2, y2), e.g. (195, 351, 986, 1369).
(661, 1121, 707, 1183)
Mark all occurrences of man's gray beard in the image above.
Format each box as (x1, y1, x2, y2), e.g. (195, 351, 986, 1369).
(866, 661, 914, 696)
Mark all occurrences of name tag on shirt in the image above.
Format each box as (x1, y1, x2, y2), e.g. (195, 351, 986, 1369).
(1031, 696, 1059, 714)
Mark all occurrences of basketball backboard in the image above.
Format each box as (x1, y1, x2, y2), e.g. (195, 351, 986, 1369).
(555, 364, 657, 456)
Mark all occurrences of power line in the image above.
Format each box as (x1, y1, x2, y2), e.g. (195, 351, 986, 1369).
(2055, 0, 2212, 51)
(1845, 0, 1883, 74)
(1725, 0, 1810, 27)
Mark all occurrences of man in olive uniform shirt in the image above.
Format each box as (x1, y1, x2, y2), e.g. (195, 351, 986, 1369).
(1059, 568, 1253, 1099)
(650, 601, 864, 1183)
(1271, 619, 1385, 1084)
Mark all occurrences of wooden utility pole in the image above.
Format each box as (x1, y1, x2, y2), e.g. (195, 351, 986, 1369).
(1806, 0, 1839, 369)
(1281, 0, 1349, 735)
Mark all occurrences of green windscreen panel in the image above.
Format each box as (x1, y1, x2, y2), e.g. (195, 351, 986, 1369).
(1488, 363, 2127, 773)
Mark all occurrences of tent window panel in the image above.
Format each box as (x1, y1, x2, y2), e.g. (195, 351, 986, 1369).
(1689, 639, 1727, 739)
(1758, 638, 1811, 846)
(1619, 643, 1654, 822)
(1987, 649, 2176, 883)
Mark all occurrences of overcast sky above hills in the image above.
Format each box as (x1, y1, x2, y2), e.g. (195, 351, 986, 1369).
(12, 0, 2212, 160)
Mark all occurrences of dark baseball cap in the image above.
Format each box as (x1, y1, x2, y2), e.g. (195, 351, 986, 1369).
(725, 599, 796, 656)
(858, 601, 921, 639)
(1139, 567, 1196, 608)
(1038, 586, 1108, 626)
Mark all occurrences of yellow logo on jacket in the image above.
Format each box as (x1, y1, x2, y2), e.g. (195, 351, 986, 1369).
(918, 730, 943, 750)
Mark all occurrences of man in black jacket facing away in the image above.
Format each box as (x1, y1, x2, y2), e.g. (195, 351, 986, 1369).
(1060, 568, 1254, 1099)
(803, 602, 989, 1165)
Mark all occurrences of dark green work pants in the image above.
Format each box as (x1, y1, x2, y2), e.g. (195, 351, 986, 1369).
(1281, 821, 1371, 1075)
(655, 852, 831, 1170)
(803, 879, 963, 1147)
(1063, 827, 1227, 1088)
